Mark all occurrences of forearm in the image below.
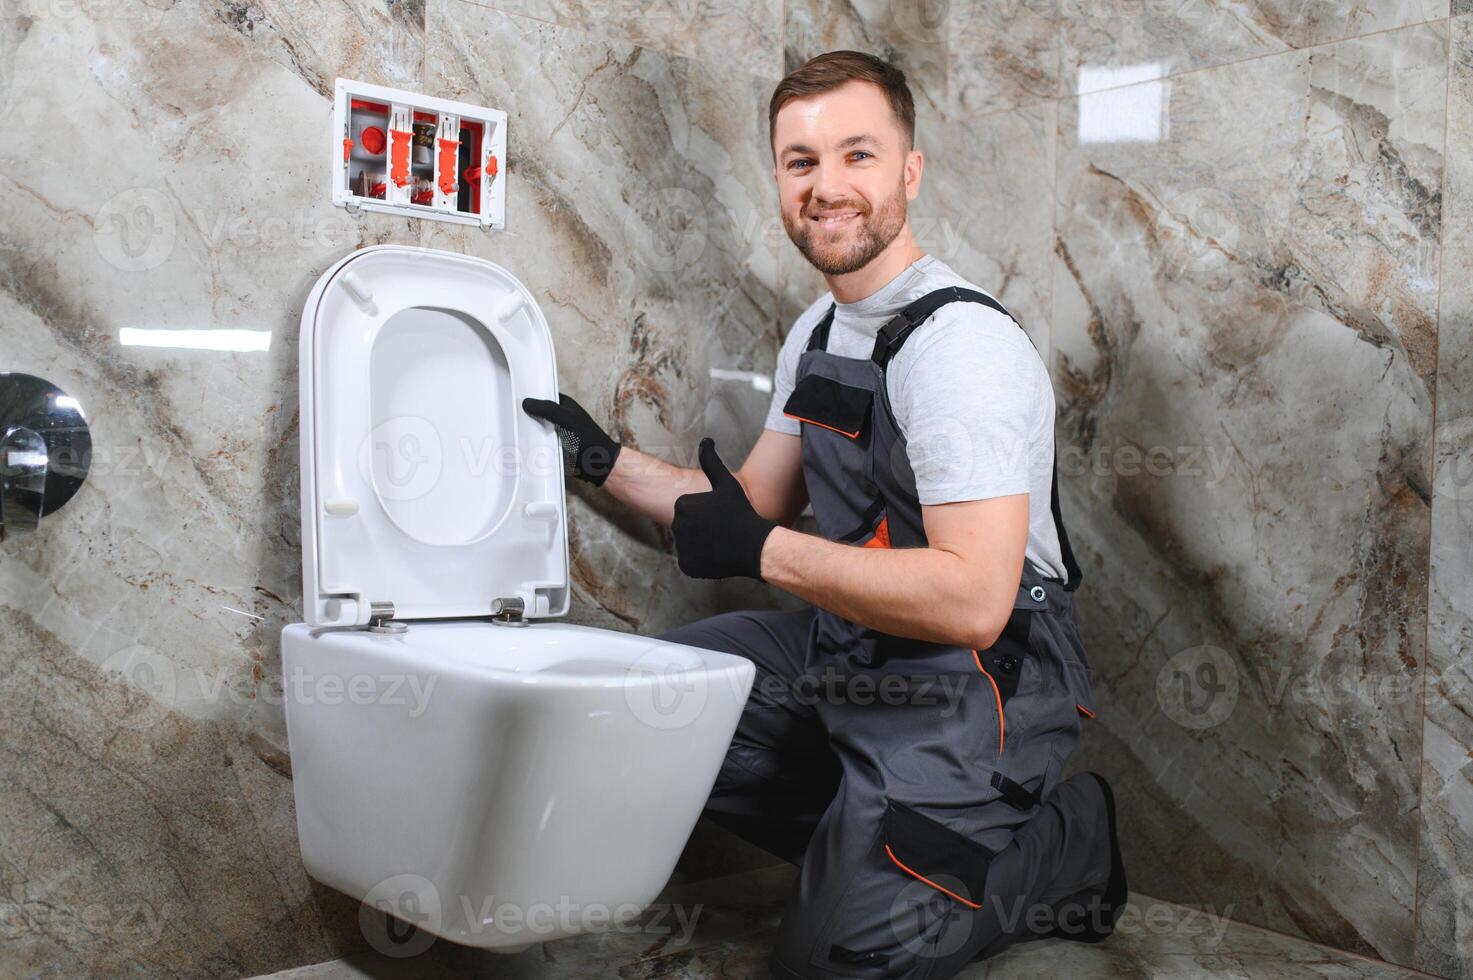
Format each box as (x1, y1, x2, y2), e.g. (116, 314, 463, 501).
(601, 447, 710, 527)
(758, 527, 1012, 649)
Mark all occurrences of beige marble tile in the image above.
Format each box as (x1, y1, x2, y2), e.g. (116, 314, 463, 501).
(949, 0, 1065, 115)
(0, 3, 430, 977)
(1415, 15, 1473, 979)
(0, 607, 365, 978)
(783, 0, 950, 119)
(1059, 0, 1450, 98)
(1050, 22, 1446, 966)
(185, 0, 426, 94)
(460, 0, 783, 79)
(931, 100, 1059, 355)
(421, 0, 787, 631)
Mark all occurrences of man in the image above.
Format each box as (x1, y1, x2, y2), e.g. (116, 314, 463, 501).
(524, 50, 1126, 980)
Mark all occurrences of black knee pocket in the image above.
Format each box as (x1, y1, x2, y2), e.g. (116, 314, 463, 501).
(808, 800, 996, 978)
(882, 801, 994, 907)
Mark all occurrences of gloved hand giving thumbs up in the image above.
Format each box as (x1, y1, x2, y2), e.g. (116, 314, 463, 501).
(672, 438, 777, 581)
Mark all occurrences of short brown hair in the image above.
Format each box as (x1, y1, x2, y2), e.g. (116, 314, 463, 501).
(769, 51, 916, 152)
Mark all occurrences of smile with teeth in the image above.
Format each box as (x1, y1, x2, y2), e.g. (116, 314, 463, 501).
(812, 211, 862, 228)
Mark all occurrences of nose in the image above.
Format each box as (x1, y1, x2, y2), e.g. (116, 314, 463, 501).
(811, 157, 852, 208)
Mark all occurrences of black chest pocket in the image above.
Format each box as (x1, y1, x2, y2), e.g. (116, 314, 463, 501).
(784, 373, 878, 537)
(782, 373, 873, 439)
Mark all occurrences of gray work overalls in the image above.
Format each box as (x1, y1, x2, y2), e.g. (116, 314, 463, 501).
(660, 288, 1125, 979)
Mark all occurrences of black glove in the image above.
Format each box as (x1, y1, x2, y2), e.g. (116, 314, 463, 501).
(522, 393, 622, 486)
(672, 438, 776, 580)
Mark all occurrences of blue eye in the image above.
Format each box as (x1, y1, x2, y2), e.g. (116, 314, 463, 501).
(790, 159, 812, 170)
(852, 151, 872, 161)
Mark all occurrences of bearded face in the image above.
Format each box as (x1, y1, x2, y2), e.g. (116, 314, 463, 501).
(771, 80, 921, 281)
(781, 177, 910, 276)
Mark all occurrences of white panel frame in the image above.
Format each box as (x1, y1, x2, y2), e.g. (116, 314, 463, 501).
(332, 78, 507, 229)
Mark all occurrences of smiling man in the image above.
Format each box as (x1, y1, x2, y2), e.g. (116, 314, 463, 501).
(523, 51, 1126, 979)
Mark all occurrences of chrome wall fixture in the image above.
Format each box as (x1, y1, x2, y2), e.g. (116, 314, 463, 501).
(0, 373, 91, 535)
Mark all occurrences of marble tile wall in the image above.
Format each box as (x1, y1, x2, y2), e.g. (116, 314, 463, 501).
(2, 1, 1470, 978)
(1419, 13, 1473, 979)
(1053, 18, 1443, 967)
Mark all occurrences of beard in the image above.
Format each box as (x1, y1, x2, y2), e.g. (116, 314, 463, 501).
(783, 180, 909, 276)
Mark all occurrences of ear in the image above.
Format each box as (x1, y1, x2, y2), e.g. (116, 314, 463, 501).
(904, 148, 925, 201)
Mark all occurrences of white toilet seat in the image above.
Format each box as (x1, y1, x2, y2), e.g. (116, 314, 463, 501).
(298, 246, 569, 626)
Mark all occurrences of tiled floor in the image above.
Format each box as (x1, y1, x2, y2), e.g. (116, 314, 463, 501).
(258, 865, 1438, 979)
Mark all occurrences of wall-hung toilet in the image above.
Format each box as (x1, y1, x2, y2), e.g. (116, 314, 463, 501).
(282, 245, 755, 949)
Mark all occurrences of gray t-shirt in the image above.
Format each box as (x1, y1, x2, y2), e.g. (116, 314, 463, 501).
(764, 255, 1065, 581)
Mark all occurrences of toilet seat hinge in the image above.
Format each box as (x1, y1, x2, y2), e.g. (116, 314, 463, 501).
(491, 596, 527, 627)
(367, 600, 407, 634)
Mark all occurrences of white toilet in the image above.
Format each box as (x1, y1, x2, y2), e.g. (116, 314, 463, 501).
(281, 245, 756, 949)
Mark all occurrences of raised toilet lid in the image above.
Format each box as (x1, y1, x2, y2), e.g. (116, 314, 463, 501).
(298, 246, 569, 627)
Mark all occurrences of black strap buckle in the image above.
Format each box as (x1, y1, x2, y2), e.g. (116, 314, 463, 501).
(991, 771, 1043, 811)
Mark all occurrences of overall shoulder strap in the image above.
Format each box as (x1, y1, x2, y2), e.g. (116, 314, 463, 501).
(805, 304, 836, 352)
(870, 287, 1013, 367)
(869, 287, 1084, 592)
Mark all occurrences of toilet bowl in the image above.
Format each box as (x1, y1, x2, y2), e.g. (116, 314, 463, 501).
(282, 245, 755, 949)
